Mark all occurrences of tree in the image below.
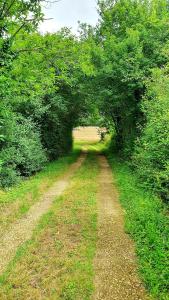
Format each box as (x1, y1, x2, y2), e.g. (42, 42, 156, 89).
(92, 0, 169, 155)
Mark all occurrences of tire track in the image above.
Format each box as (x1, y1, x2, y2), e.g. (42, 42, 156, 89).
(0, 154, 86, 275)
(94, 155, 150, 300)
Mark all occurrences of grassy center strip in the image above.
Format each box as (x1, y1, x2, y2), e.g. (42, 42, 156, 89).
(0, 153, 99, 300)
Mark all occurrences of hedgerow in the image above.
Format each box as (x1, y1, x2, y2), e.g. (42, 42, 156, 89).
(133, 68, 169, 200)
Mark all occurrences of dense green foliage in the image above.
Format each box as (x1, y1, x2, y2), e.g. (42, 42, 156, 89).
(133, 68, 169, 200)
(108, 155, 169, 300)
(0, 112, 47, 187)
(0, 1, 92, 187)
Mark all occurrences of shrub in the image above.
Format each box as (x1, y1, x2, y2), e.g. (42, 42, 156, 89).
(0, 166, 20, 188)
(133, 68, 169, 200)
(0, 111, 47, 187)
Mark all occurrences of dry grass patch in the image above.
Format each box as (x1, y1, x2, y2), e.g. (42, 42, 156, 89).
(73, 127, 101, 143)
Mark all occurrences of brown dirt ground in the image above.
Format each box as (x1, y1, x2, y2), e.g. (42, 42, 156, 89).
(73, 126, 102, 142)
(0, 154, 86, 275)
(93, 155, 150, 300)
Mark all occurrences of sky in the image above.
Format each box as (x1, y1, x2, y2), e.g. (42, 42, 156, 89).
(39, 0, 99, 34)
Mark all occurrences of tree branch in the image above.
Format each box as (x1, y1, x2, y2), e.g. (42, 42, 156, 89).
(0, 0, 16, 19)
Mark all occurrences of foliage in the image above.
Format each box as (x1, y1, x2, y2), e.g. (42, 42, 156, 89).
(93, 0, 169, 155)
(0, 9, 93, 186)
(133, 68, 169, 200)
(0, 110, 47, 187)
(0, 0, 44, 68)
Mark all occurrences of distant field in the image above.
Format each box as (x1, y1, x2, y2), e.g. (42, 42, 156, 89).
(73, 126, 105, 142)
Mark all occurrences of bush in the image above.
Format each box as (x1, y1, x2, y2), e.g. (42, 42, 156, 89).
(0, 166, 20, 188)
(0, 111, 47, 187)
(133, 68, 169, 200)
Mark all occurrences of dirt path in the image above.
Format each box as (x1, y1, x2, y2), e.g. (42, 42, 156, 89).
(94, 155, 149, 300)
(0, 154, 86, 275)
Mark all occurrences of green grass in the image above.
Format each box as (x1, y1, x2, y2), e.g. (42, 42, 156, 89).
(107, 155, 169, 300)
(74, 136, 111, 153)
(0, 153, 99, 300)
(0, 149, 80, 232)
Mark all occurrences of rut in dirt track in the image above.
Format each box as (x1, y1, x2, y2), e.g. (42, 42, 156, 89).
(93, 155, 150, 300)
(0, 154, 86, 275)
